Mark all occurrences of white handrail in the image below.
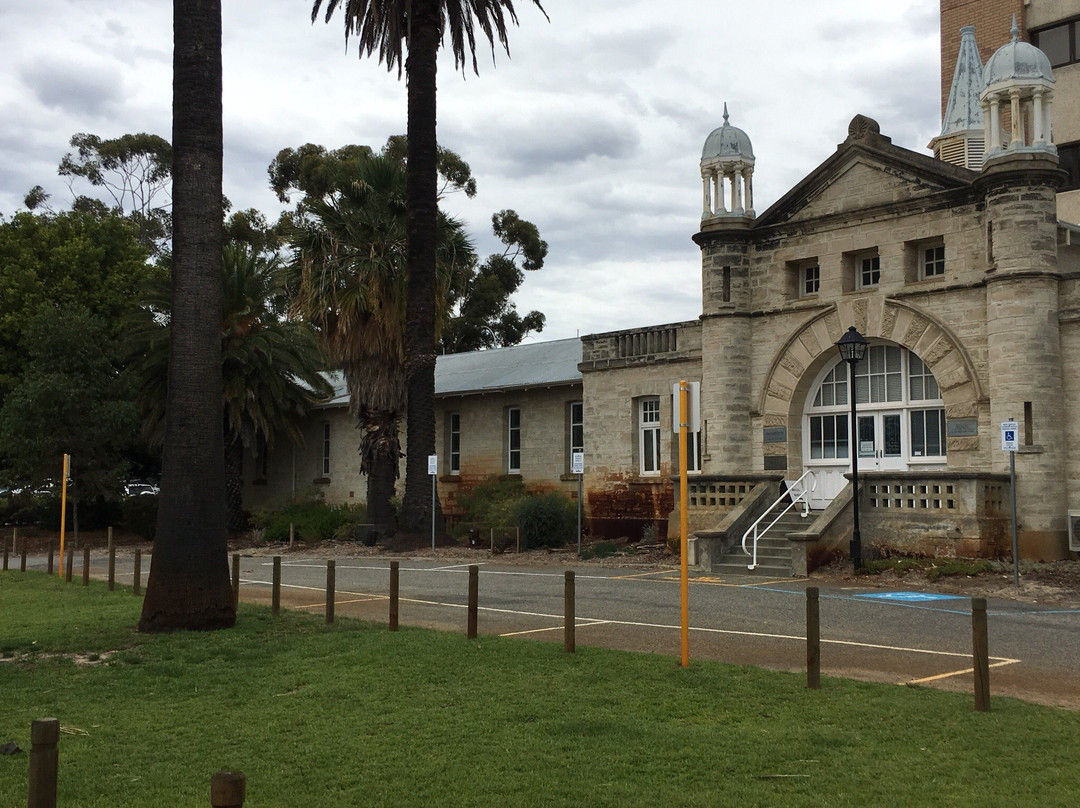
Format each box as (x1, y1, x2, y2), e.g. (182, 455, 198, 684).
(741, 470, 816, 571)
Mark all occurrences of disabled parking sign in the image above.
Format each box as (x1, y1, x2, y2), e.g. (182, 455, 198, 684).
(1001, 421, 1019, 452)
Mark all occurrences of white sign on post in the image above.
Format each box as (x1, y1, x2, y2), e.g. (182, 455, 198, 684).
(671, 381, 701, 432)
(427, 454, 438, 475)
(571, 450, 584, 475)
(1001, 421, 1019, 452)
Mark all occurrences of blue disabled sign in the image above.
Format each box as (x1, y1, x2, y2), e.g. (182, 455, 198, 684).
(856, 591, 965, 602)
(1001, 420, 1019, 452)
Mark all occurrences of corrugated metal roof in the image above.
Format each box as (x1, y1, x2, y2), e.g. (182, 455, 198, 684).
(316, 337, 582, 408)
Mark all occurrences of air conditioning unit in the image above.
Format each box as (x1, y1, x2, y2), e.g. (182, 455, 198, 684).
(1068, 512, 1080, 552)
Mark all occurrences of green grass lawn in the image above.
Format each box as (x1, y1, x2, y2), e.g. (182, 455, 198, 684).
(2, 572, 1079, 807)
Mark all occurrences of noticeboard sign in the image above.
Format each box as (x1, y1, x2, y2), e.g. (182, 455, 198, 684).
(571, 451, 584, 475)
(427, 454, 438, 475)
(1001, 421, 1019, 452)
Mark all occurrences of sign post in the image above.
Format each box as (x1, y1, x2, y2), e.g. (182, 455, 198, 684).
(571, 450, 584, 556)
(58, 454, 70, 579)
(428, 454, 438, 551)
(676, 380, 690, 668)
(1001, 420, 1019, 587)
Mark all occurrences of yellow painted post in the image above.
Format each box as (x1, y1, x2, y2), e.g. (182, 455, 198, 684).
(58, 454, 70, 578)
(679, 380, 690, 668)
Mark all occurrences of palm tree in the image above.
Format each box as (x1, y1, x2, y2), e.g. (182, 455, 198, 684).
(132, 244, 333, 533)
(312, 0, 547, 537)
(287, 154, 474, 532)
(140, 0, 232, 631)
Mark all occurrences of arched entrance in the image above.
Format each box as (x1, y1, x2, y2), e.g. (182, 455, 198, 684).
(803, 341, 947, 508)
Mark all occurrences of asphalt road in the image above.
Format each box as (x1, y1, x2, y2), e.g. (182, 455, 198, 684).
(17, 549, 1080, 709)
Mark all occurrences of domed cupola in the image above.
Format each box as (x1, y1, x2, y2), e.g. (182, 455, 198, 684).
(980, 15, 1056, 164)
(701, 103, 755, 219)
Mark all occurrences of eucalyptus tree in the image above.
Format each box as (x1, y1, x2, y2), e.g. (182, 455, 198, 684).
(312, 0, 547, 537)
(287, 154, 475, 531)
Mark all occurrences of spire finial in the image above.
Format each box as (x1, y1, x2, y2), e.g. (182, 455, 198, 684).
(1010, 14, 1019, 42)
(723, 102, 729, 125)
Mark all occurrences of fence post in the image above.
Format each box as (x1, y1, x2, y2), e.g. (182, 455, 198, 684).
(232, 553, 240, 611)
(21, 540, 27, 573)
(389, 561, 399, 631)
(47, 541, 54, 576)
(467, 564, 479, 639)
(972, 597, 990, 712)
(272, 556, 281, 616)
(64, 545, 73, 583)
(82, 546, 91, 586)
(133, 549, 142, 596)
(2, 531, 8, 571)
(806, 587, 820, 690)
(210, 770, 246, 807)
(108, 527, 115, 591)
(326, 559, 335, 624)
(28, 717, 60, 808)
(564, 571, 576, 653)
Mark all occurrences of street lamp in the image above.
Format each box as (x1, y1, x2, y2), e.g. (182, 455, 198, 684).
(836, 326, 868, 571)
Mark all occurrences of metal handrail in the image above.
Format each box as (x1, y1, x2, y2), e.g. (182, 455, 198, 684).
(741, 470, 816, 571)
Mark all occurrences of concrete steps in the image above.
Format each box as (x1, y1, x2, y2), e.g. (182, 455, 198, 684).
(710, 509, 815, 578)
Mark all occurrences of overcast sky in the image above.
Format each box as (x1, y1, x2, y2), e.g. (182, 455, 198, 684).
(0, 0, 943, 341)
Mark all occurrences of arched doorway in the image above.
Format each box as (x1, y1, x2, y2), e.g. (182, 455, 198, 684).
(803, 341, 947, 509)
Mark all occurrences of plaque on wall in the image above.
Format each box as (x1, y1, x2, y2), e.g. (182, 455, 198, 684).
(762, 426, 787, 444)
(946, 418, 978, 438)
(763, 455, 788, 471)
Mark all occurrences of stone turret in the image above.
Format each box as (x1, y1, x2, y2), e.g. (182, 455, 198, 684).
(700, 104, 755, 220)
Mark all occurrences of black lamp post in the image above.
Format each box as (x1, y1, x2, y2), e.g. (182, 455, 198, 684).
(836, 326, 868, 571)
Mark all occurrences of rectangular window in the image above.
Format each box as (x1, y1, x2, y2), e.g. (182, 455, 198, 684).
(922, 244, 945, 278)
(321, 421, 331, 476)
(639, 397, 661, 475)
(808, 414, 849, 460)
(908, 354, 940, 401)
(507, 407, 521, 474)
(910, 409, 947, 458)
(569, 401, 583, 465)
(449, 413, 460, 474)
(803, 263, 820, 296)
(1033, 20, 1079, 67)
(685, 430, 703, 473)
(858, 254, 880, 288)
(1058, 142, 1080, 192)
(855, 345, 902, 404)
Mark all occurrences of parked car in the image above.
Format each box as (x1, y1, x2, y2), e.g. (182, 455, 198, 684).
(123, 481, 160, 497)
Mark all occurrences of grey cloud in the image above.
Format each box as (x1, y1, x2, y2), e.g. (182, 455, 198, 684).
(19, 61, 124, 118)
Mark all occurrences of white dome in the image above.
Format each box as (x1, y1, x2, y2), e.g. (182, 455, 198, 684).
(702, 104, 754, 161)
(983, 21, 1054, 88)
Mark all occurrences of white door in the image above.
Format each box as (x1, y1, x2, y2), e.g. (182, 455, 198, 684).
(857, 412, 905, 471)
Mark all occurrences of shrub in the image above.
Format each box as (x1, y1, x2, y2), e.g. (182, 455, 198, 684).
(511, 491, 576, 549)
(457, 475, 527, 529)
(121, 495, 158, 541)
(255, 499, 367, 544)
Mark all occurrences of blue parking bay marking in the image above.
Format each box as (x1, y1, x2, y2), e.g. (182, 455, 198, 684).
(856, 591, 965, 602)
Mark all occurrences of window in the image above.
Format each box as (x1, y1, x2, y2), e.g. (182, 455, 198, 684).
(808, 414, 850, 460)
(922, 244, 945, 278)
(1033, 19, 1080, 67)
(448, 413, 460, 474)
(855, 344, 903, 404)
(858, 254, 880, 288)
(569, 401, 583, 466)
(685, 430, 703, 473)
(639, 397, 661, 475)
(812, 362, 848, 407)
(802, 263, 820, 296)
(910, 409, 946, 458)
(507, 407, 521, 473)
(1058, 142, 1080, 192)
(908, 355, 940, 400)
(321, 421, 331, 476)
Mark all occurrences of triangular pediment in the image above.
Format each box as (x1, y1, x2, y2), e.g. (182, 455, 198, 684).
(755, 116, 978, 228)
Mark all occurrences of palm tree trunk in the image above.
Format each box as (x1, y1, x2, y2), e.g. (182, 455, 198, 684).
(400, 0, 444, 538)
(140, 0, 234, 631)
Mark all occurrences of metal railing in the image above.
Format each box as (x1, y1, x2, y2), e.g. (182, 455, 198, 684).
(741, 470, 816, 571)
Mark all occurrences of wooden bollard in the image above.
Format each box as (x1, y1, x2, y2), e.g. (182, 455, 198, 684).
(231, 553, 240, 610)
(389, 561, 399, 631)
(2, 531, 8, 571)
(564, 570, 576, 653)
(972, 597, 990, 712)
(82, 546, 91, 586)
(210, 770, 246, 807)
(21, 541, 27, 573)
(28, 717, 60, 808)
(467, 564, 479, 639)
(326, 559, 335, 624)
(133, 549, 142, 596)
(64, 545, 73, 583)
(47, 541, 54, 576)
(272, 556, 281, 616)
(107, 527, 115, 591)
(806, 587, 821, 690)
